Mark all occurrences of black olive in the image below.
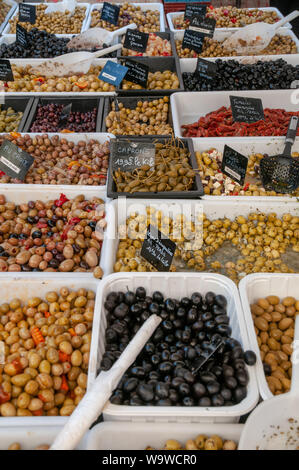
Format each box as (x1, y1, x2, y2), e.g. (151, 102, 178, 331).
(183, 370, 195, 384)
(149, 303, 160, 315)
(215, 294, 227, 308)
(165, 298, 176, 313)
(202, 312, 213, 322)
(192, 382, 206, 398)
(136, 287, 146, 299)
(211, 394, 225, 406)
(151, 354, 160, 366)
(176, 307, 186, 319)
(111, 394, 123, 405)
(130, 396, 143, 406)
(171, 377, 185, 389)
(244, 350, 257, 366)
(162, 320, 173, 332)
(137, 383, 154, 402)
(226, 338, 242, 350)
(191, 292, 202, 306)
(234, 386, 247, 403)
(165, 334, 175, 344)
(197, 331, 206, 342)
(173, 319, 183, 329)
(220, 388, 232, 401)
(153, 291, 164, 303)
(263, 363, 272, 376)
(212, 365, 222, 378)
(234, 359, 246, 370)
(31, 230, 42, 239)
(204, 320, 216, 331)
(124, 291, 136, 305)
(198, 396, 211, 407)
(160, 310, 169, 321)
(225, 376, 238, 389)
(148, 371, 160, 381)
(205, 292, 215, 305)
(187, 308, 198, 324)
(130, 303, 143, 315)
(185, 347, 196, 360)
(130, 366, 145, 378)
(206, 381, 220, 395)
(223, 365, 234, 378)
(216, 324, 232, 336)
(211, 304, 226, 316)
(101, 357, 112, 370)
(236, 369, 249, 386)
(104, 300, 116, 312)
(152, 328, 164, 343)
(183, 396, 194, 406)
(123, 378, 138, 393)
(114, 303, 129, 319)
(181, 330, 191, 343)
(175, 367, 188, 378)
(106, 329, 117, 343)
(180, 297, 191, 308)
(159, 362, 173, 374)
(142, 361, 153, 374)
(141, 311, 150, 322)
(169, 389, 179, 402)
(161, 350, 170, 361)
(200, 372, 217, 383)
(159, 342, 169, 351)
(178, 383, 190, 396)
(156, 399, 172, 406)
(215, 315, 230, 325)
(156, 382, 169, 399)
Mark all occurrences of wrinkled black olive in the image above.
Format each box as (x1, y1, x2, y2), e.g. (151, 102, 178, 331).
(244, 350, 257, 366)
(225, 376, 238, 389)
(130, 366, 145, 378)
(165, 298, 176, 313)
(192, 382, 206, 398)
(200, 372, 217, 383)
(149, 303, 160, 315)
(187, 308, 198, 324)
(191, 292, 202, 306)
(183, 396, 195, 406)
(216, 324, 232, 336)
(215, 315, 230, 325)
(123, 378, 138, 393)
(137, 383, 154, 402)
(159, 362, 173, 374)
(234, 386, 247, 403)
(124, 291, 136, 305)
(198, 396, 212, 407)
(114, 303, 129, 319)
(236, 369, 249, 386)
(205, 292, 216, 305)
(153, 291, 164, 303)
(156, 382, 169, 399)
(263, 363, 272, 376)
(136, 287, 146, 299)
(211, 394, 225, 406)
(206, 381, 220, 396)
(220, 388, 232, 401)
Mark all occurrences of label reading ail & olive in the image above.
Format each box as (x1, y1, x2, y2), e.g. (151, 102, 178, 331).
(141, 224, 176, 272)
(19, 4, 36, 24)
(123, 59, 149, 88)
(100, 2, 120, 25)
(123, 30, 149, 54)
(221, 144, 248, 186)
(230, 96, 264, 123)
(111, 140, 155, 172)
(182, 29, 205, 54)
(184, 4, 207, 20)
(0, 59, 14, 82)
(0, 140, 34, 181)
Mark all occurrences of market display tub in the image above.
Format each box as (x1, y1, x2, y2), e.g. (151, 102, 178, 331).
(84, 421, 244, 449)
(0, 97, 35, 132)
(88, 271, 259, 422)
(239, 273, 299, 401)
(0, 0, 17, 35)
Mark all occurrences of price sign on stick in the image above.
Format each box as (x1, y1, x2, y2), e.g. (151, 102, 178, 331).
(141, 224, 176, 272)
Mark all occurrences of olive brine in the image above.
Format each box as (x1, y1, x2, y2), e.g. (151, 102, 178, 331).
(102, 288, 256, 407)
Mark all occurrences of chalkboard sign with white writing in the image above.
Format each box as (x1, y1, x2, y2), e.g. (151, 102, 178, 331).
(16, 24, 29, 48)
(182, 29, 204, 53)
(196, 58, 217, 80)
(111, 140, 155, 171)
(230, 96, 264, 123)
(124, 30, 149, 53)
(0, 140, 34, 181)
(0, 60, 13, 82)
(184, 4, 207, 20)
(189, 16, 216, 38)
(221, 144, 248, 186)
(100, 2, 120, 25)
(123, 59, 149, 87)
(141, 224, 176, 272)
(19, 4, 36, 24)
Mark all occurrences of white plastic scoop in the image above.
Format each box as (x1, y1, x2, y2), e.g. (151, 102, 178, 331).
(239, 316, 299, 450)
(45, 0, 77, 16)
(50, 314, 162, 450)
(67, 24, 137, 51)
(222, 10, 299, 55)
(29, 43, 122, 78)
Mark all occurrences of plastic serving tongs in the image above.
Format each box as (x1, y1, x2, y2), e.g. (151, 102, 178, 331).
(239, 316, 299, 450)
(259, 115, 299, 194)
(222, 10, 299, 55)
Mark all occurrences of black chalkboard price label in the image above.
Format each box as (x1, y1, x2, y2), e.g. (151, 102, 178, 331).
(16, 24, 29, 48)
(189, 16, 216, 38)
(182, 29, 204, 54)
(196, 58, 217, 80)
(100, 2, 120, 25)
(230, 96, 264, 123)
(0, 140, 34, 181)
(221, 144, 248, 186)
(123, 30, 149, 53)
(141, 224, 176, 272)
(59, 103, 72, 128)
(184, 4, 207, 20)
(111, 140, 155, 172)
(0, 59, 14, 82)
(123, 59, 149, 88)
(19, 4, 36, 24)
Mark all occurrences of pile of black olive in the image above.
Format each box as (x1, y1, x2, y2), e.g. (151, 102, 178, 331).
(0, 28, 116, 59)
(183, 58, 299, 92)
(101, 287, 256, 407)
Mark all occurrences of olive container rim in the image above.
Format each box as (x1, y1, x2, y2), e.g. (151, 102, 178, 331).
(116, 31, 177, 60)
(107, 136, 204, 199)
(0, 0, 17, 35)
(0, 96, 35, 132)
(101, 94, 173, 137)
(23, 96, 105, 133)
(116, 56, 184, 96)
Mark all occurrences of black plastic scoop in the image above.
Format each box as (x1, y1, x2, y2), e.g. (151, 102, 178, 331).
(259, 115, 299, 194)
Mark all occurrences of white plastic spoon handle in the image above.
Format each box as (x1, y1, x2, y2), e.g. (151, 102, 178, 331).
(271, 10, 299, 30)
(290, 316, 299, 394)
(111, 23, 138, 39)
(91, 43, 122, 58)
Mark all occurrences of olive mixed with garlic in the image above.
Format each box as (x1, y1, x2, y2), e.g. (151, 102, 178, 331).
(0, 107, 23, 133)
(121, 70, 180, 91)
(114, 208, 299, 283)
(91, 3, 160, 32)
(147, 434, 237, 450)
(0, 287, 94, 417)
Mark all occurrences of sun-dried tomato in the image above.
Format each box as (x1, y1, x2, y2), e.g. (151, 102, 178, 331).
(54, 193, 69, 207)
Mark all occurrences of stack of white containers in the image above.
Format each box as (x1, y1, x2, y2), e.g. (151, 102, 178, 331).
(0, 2, 298, 450)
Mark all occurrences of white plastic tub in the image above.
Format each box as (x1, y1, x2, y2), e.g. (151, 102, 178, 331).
(167, 7, 291, 33)
(0, 186, 110, 277)
(105, 198, 299, 277)
(89, 271, 259, 422)
(0, 132, 115, 193)
(84, 421, 244, 449)
(0, 274, 102, 427)
(84, 3, 165, 32)
(173, 28, 299, 60)
(2, 2, 91, 35)
(239, 273, 299, 401)
(0, 425, 86, 449)
(192, 137, 299, 202)
(3, 58, 117, 96)
(171, 89, 299, 139)
(0, 0, 17, 35)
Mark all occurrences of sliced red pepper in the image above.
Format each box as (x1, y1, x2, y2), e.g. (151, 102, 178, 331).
(44, 311, 51, 318)
(36, 222, 48, 229)
(59, 351, 71, 363)
(32, 409, 43, 416)
(0, 170, 5, 176)
(60, 375, 69, 392)
(11, 357, 24, 374)
(54, 193, 69, 207)
(0, 385, 10, 404)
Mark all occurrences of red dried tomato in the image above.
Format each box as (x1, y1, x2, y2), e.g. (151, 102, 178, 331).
(54, 193, 69, 207)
